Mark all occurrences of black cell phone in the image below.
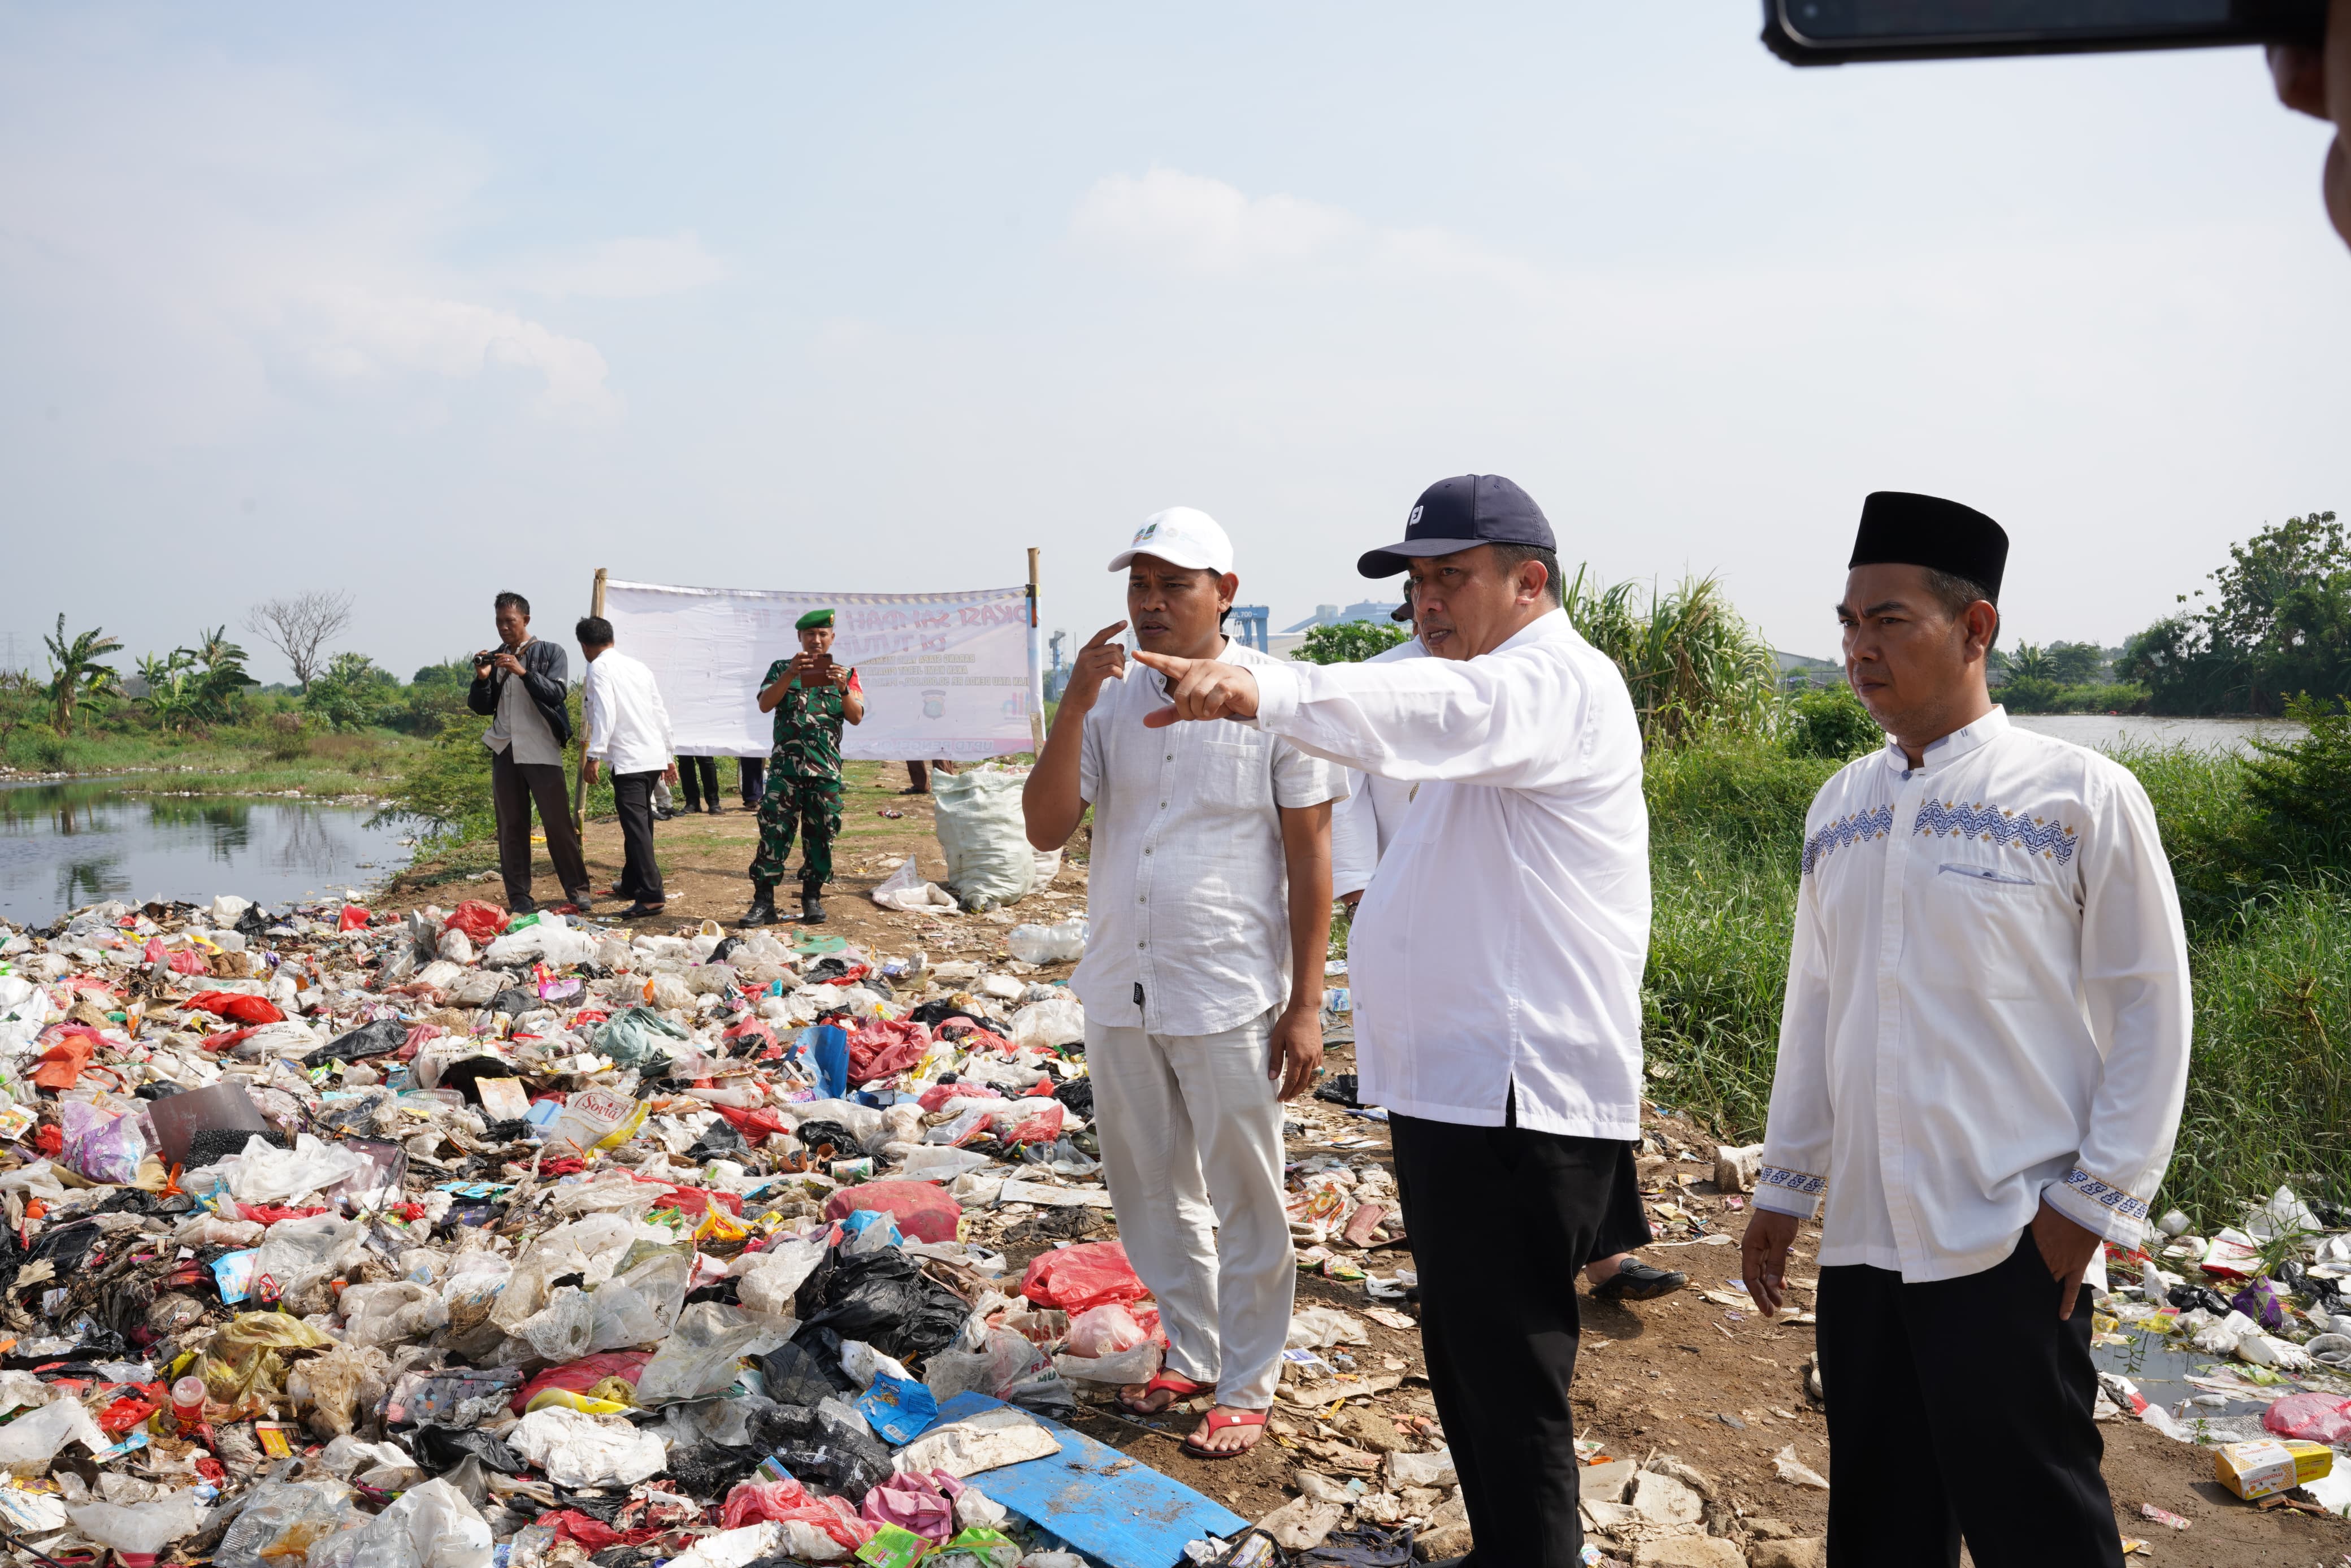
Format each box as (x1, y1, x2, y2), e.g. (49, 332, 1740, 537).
(1762, 0, 2324, 65)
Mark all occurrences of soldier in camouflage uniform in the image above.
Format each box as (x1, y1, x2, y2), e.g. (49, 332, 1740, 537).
(743, 608, 865, 926)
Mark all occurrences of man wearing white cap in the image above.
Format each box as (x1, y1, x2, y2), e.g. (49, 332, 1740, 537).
(1023, 507, 1345, 1460)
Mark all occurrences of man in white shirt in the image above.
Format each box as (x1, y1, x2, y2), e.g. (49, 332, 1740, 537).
(1741, 493, 2190, 1568)
(576, 616, 678, 920)
(1131, 475, 1651, 1567)
(1022, 507, 1344, 1461)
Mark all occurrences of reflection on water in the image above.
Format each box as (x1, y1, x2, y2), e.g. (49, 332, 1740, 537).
(2011, 714, 2306, 756)
(2092, 1327, 2274, 1420)
(0, 780, 411, 926)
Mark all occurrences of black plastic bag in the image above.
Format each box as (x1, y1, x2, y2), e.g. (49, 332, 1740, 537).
(797, 1249, 969, 1363)
(710, 936, 744, 965)
(751, 1402, 892, 1498)
(757, 1340, 848, 1406)
(410, 1425, 526, 1475)
(790, 1120, 862, 1159)
(488, 987, 539, 1018)
(1299, 1526, 1415, 1567)
(664, 1441, 763, 1497)
(306, 1017, 409, 1069)
(687, 1120, 748, 1162)
(234, 905, 272, 939)
(1050, 1077, 1095, 1119)
(1312, 1074, 1363, 1110)
(906, 998, 969, 1028)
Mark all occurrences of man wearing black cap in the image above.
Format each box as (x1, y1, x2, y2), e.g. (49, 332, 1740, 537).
(1740, 494, 2190, 1568)
(1132, 475, 1651, 1566)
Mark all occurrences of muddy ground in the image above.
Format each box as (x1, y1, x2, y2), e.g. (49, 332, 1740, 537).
(385, 762, 2351, 1565)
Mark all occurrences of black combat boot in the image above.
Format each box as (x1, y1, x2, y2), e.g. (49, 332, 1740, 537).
(741, 881, 778, 928)
(798, 875, 827, 924)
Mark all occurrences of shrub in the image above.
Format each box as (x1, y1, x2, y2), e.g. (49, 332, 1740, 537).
(1782, 683, 1881, 760)
(1296, 622, 1409, 665)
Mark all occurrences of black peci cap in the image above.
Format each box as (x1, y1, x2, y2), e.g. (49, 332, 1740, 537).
(1358, 474, 1555, 579)
(1848, 492, 2008, 602)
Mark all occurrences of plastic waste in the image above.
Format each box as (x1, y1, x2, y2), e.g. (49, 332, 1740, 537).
(509, 1408, 669, 1488)
(148, 1080, 270, 1169)
(1009, 998, 1086, 1051)
(215, 1482, 357, 1568)
(872, 857, 958, 913)
(0, 1388, 110, 1474)
(1020, 1242, 1150, 1313)
(1005, 919, 1087, 966)
(933, 770, 1038, 910)
(66, 1492, 210, 1560)
(308, 1478, 493, 1568)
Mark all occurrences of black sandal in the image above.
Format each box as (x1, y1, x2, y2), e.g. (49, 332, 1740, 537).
(1592, 1258, 1689, 1302)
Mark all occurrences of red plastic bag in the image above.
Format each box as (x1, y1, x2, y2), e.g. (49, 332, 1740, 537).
(2263, 1392, 2351, 1444)
(714, 1105, 794, 1141)
(1001, 1100, 1065, 1146)
(823, 1180, 963, 1245)
(185, 991, 285, 1025)
(720, 1480, 872, 1550)
(511, 1350, 654, 1414)
(917, 1081, 1002, 1114)
(441, 900, 509, 945)
(338, 905, 371, 931)
(1020, 1241, 1150, 1313)
(31, 1026, 103, 1089)
(1065, 1304, 1148, 1358)
(847, 1019, 930, 1086)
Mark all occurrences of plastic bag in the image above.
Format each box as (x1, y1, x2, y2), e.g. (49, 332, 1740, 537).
(215, 1482, 355, 1568)
(66, 1492, 209, 1555)
(857, 1372, 942, 1445)
(933, 770, 1037, 911)
(484, 922, 599, 968)
(513, 1352, 653, 1415)
(2264, 1391, 2351, 1444)
(288, 1340, 392, 1436)
(518, 1286, 597, 1362)
(0, 1397, 109, 1475)
(824, 1181, 963, 1245)
(307, 1478, 492, 1568)
(252, 1213, 363, 1305)
(1053, 1340, 1162, 1384)
(442, 901, 508, 946)
(735, 1237, 829, 1318)
(1005, 919, 1087, 966)
(1020, 1241, 1148, 1314)
(593, 1006, 689, 1069)
(756, 1339, 849, 1406)
(510, 1408, 669, 1488)
(1009, 998, 1086, 1052)
(60, 1100, 151, 1184)
(542, 1088, 649, 1159)
(411, 1425, 526, 1476)
(872, 857, 957, 913)
(635, 1303, 797, 1405)
(587, 1242, 693, 1353)
(205, 1133, 370, 1206)
(800, 1250, 973, 1363)
(1066, 1304, 1148, 1358)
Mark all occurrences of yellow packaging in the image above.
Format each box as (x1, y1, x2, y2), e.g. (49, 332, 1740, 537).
(2214, 1439, 2333, 1500)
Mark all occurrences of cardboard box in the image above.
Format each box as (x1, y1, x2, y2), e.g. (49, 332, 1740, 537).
(2214, 1439, 2332, 1501)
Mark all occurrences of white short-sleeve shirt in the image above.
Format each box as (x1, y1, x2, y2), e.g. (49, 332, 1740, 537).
(1072, 637, 1348, 1037)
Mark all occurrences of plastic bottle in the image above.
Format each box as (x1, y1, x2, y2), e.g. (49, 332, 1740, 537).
(1006, 918, 1087, 965)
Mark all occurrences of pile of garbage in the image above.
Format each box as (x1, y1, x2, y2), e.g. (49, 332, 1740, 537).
(2088, 1185, 2351, 1512)
(0, 892, 1458, 1568)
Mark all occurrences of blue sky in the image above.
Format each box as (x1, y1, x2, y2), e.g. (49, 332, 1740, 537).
(2, 3, 2344, 682)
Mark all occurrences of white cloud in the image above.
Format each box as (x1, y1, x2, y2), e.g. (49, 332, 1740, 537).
(1069, 167, 1365, 275)
(511, 231, 730, 299)
(290, 285, 618, 416)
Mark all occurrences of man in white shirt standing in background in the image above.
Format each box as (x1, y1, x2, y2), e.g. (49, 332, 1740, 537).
(1131, 475, 1652, 1567)
(575, 615, 679, 920)
(1022, 507, 1345, 1461)
(1741, 493, 2190, 1568)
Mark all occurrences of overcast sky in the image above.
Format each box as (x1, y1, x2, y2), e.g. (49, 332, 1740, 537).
(2, 3, 2344, 684)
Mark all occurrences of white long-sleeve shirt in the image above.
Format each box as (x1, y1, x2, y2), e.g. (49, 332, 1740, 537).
(1249, 607, 1651, 1137)
(1753, 707, 2191, 1282)
(582, 649, 676, 778)
(1330, 639, 1425, 900)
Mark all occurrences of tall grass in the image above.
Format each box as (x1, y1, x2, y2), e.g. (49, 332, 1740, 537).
(1565, 571, 1783, 749)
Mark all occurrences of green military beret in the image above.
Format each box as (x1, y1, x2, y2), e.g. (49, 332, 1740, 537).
(795, 609, 835, 631)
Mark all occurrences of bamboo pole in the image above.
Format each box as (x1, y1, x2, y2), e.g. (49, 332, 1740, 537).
(1027, 547, 1045, 751)
(574, 568, 608, 834)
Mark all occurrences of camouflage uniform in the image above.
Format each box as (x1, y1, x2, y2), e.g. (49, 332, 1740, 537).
(749, 657, 857, 889)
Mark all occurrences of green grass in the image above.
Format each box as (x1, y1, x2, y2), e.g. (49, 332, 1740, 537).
(1639, 733, 2351, 1230)
(0, 722, 427, 798)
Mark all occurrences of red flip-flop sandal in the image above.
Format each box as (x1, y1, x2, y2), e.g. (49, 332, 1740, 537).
(1118, 1371, 1212, 1415)
(1183, 1405, 1268, 1460)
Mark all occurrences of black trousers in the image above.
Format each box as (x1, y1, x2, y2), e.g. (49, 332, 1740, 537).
(489, 749, 589, 910)
(738, 756, 765, 806)
(1390, 1098, 1648, 1568)
(905, 759, 956, 792)
(1820, 1233, 2120, 1568)
(676, 755, 721, 811)
(609, 771, 665, 904)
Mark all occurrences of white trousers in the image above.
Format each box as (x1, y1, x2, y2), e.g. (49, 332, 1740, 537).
(1087, 1007, 1296, 1409)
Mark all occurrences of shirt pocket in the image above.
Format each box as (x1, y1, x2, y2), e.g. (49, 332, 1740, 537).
(1200, 737, 1275, 814)
(1924, 858, 2051, 1000)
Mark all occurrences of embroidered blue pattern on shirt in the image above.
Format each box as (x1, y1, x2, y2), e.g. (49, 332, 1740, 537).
(1911, 799, 2077, 863)
(1801, 804, 1895, 875)
(2060, 1166, 2149, 1225)
(1758, 1164, 1827, 1197)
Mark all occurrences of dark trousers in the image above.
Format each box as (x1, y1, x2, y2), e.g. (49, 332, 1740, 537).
(905, 759, 956, 792)
(1390, 1100, 1646, 1568)
(489, 749, 589, 910)
(738, 756, 765, 806)
(677, 755, 721, 811)
(1820, 1234, 2120, 1568)
(609, 771, 665, 904)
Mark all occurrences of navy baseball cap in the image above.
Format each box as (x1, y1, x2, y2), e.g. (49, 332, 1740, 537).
(1357, 474, 1555, 579)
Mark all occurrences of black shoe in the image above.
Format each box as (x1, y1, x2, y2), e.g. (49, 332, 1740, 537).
(1591, 1258, 1689, 1302)
(741, 886, 778, 927)
(622, 901, 667, 919)
(652, 807, 676, 822)
(704, 803, 723, 815)
(797, 879, 827, 924)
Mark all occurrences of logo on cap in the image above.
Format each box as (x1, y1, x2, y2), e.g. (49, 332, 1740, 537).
(1133, 522, 1160, 544)
(1408, 505, 1424, 526)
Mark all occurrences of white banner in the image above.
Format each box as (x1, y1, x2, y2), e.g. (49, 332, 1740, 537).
(601, 579, 1040, 761)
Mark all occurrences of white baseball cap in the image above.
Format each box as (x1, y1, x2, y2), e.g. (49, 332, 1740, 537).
(1107, 506, 1234, 575)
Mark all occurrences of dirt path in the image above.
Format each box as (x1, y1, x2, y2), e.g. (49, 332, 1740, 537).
(384, 765, 2351, 1563)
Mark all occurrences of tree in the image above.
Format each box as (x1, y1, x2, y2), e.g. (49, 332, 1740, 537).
(41, 614, 123, 736)
(245, 590, 355, 691)
(2000, 642, 2054, 683)
(1297, 620, 1411, 664)
(184, 626, 254, 719)
(135, 650, 204, 732)
(2120, 511, 2349, 714)
(304, 651, 398, 731)
(2045, 641, 2106, 685)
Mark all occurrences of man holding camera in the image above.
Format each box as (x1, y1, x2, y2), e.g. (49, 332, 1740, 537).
(744, 608, 864, 927)
(468, 590, 592, 915)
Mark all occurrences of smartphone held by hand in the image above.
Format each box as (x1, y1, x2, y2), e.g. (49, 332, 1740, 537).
(1762, 0, 2323, 64)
